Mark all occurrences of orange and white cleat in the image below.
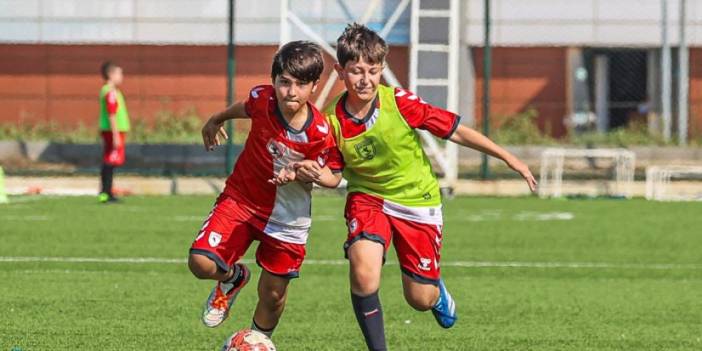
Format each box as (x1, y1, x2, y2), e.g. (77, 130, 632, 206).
(202, 264, 251, 328)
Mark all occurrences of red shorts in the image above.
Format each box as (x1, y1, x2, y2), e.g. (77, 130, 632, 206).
(101, 131, 126, 166)
(190, 194, 306, 278)
(344, 192, 443, 285)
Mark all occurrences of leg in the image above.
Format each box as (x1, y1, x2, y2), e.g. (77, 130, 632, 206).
(189, 196, 254, 328)
(401, 274, 439, 311)
(390, 216, 456, 328)
(188, 252, 233, 281)
(249, 224, 306, 338)
(348, 240, 387, 351)
(251, 270, 290, 338)
(100, 163, 113, 196)
(348, 239, 384, 295)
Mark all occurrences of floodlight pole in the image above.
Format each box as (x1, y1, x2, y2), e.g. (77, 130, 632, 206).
(678, 0, 689, 145)
(661, 0, 672, 143)
(225, 0, 236, 174)
(480, 0, 491, 180)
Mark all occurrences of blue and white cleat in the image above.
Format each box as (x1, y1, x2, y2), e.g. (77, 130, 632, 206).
(431, 279, 457, 329)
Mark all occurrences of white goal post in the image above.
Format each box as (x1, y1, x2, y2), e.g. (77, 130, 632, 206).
(538, 148, 636, 198)
(646, 166, 702, 201)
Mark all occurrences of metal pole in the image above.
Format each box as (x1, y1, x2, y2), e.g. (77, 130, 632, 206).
(678, 0, 688, 145)
(225, 0, 236, 174)
(480, 0, 491, 179)
(661, 0, 672, 142)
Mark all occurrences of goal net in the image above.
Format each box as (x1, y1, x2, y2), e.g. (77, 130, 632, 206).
(538, 148, 636, 198)
(645, 166, 702, 201)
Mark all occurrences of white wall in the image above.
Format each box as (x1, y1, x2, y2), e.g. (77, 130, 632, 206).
(0, 0, 410, 44)
(464, 0, 702, 47)
(3, 0, 701, 47)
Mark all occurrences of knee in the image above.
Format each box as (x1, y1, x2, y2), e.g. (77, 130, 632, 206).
(350, 266, 381, 296)
(188, 254, 217, 279)
(259, 283, 287, 308)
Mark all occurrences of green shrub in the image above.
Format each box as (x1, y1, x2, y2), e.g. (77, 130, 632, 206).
(489, 108, 555, 145)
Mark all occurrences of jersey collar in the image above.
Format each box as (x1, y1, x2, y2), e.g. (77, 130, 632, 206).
(339, 92, 380, 125)
(274, 102, 314, 134)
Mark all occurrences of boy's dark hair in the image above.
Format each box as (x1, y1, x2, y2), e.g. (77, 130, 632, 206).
(100, 61, 119, 80)
(336, 23, 388, 67)
(271, 41, 324, 83)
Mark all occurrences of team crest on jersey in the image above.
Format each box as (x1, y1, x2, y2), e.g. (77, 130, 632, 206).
(418, 257, 432, 271)
(354, 138, 376, 160)
(208, 231, 222, 247)
(267, 140, 285, 159)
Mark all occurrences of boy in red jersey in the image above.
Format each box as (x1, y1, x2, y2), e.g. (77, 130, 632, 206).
(188, 41, 340, 342)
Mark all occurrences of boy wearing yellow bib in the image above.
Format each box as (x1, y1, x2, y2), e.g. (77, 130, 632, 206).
(296, 24, 537, 350)
(98, 61, 130, 203)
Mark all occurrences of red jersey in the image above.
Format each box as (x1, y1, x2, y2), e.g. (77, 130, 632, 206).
(223, 85, 335, 244)
(325, 86, 460, 172)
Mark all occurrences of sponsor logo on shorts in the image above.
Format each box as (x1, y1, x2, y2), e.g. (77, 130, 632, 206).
(418, 257, 432, 271)
(208, 231, 222, 247)
(348, 218, 358, 234)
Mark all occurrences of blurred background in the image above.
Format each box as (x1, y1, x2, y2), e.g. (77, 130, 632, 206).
(0, 0, 701, 199)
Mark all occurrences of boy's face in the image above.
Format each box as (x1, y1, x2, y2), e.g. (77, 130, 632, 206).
(335, 57, 383, 103)
(109, 67, 124, 85)
(273, 71, 318, 115)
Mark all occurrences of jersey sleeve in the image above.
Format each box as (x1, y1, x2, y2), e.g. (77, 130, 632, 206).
(105, 90, 118, 115)
(325, 146, 344, 172)
(394, 88, 461, 139)
(244, 85, 273, 119)
(306, 118, 341, 170)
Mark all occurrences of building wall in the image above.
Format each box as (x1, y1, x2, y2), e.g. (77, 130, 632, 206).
(472, 47, 568, 137)
(0, 43, 408, 127)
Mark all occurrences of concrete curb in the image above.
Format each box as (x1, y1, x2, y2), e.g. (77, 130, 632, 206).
(2, 141, 700, 171)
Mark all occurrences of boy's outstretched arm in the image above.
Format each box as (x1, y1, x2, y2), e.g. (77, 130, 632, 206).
(449, 125, 537, 192)
(202, 101, 248, 151)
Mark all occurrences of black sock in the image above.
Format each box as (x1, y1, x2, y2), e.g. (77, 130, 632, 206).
(351, 291, 387, 351)
(251, 318, 275, 338)
(100, 164, 114, 196)
(221, 264, 244, 293)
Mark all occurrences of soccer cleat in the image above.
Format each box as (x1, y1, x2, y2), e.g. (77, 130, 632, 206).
(98, 192, 110, 203)
(431, 279, 457, 329)
(202, 264, 251, 328)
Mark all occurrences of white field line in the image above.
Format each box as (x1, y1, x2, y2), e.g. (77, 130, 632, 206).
(0, 215, 50, 221)
(173, 212, 572, 223)
(0, 256, 700, 270)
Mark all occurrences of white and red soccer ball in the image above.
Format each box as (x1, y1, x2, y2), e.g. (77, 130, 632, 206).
(221, 329, 276, 351)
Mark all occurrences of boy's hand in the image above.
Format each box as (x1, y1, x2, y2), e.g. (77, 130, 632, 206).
(293, 160, 322, 183)
(268, 164, 296, 186)
(202, 115, 228, 151)
(507, 157, 537, 193)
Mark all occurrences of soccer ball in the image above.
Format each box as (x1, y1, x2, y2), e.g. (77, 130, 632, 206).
(221, 329, 276, 351)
